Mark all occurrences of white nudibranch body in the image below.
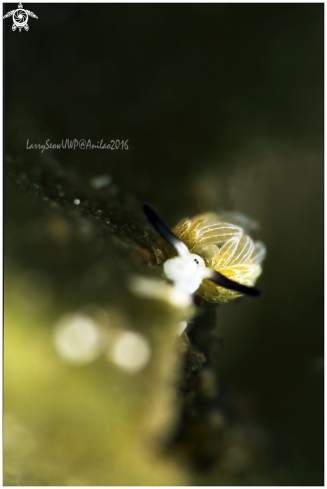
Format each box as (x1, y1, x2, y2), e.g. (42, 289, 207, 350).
(164, 253, 209, 295)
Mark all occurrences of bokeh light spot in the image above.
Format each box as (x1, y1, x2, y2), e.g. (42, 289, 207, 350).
(54, 313, 102, 365)
(110, 331, 151, 373)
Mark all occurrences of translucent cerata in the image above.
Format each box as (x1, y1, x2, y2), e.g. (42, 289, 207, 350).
(171, 212, 266, 303)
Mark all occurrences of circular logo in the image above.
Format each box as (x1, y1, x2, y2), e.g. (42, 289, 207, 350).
(13, 9, 28, 28)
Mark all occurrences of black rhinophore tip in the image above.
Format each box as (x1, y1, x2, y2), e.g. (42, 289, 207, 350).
(209, 270, 260, 297)
(143, 205, 188, 255)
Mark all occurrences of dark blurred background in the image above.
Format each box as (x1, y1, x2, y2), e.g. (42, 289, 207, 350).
(4, 3, 323, 485)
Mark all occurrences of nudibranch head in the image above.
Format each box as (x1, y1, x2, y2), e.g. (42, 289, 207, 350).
(163, 253, 207, 295)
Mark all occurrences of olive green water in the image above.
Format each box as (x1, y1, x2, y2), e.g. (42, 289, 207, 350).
(4, 4, 323, 485)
